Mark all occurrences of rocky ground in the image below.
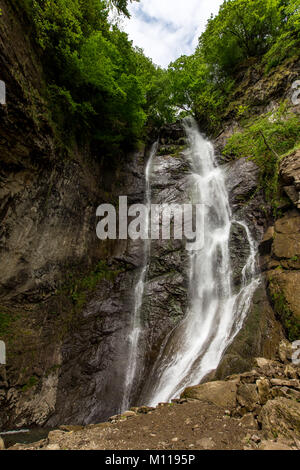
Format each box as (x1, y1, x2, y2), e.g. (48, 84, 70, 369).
(2, 340, 299, 451)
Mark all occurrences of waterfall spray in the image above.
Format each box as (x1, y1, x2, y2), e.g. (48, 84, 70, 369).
(145, 118, 260, 405)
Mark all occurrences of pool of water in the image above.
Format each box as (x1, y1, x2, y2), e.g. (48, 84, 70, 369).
(0, 428, 52, 448)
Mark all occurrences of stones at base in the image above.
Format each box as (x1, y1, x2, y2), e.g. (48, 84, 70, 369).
(196, 438, 216, 450)
(256, 378, 270, 405)
(0, 436, 5, 450)
(284, 364, 298, 380)
(254, 357, 276, 368)
(237, 383, 259, 412)
(259, 440, 294, 451)
(258, 397, 300, 440)
(239, 413, 259, 429)
(181, 380, 238, 409)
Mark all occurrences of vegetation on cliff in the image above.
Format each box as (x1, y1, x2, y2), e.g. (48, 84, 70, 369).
(10, 0, 299, 156)
(223, 104, 300, 207)
(165, 0, 300, 130)
(11, 0, 169, 154)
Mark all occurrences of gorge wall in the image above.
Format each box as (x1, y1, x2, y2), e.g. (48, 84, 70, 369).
(0, 0, 299, 429)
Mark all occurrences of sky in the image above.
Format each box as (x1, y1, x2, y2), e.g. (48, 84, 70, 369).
(122, 0, 224, 68)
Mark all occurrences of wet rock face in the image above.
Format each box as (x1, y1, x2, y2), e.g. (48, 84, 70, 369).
(0, 0, 149, 428)
(47, 269, 139, 426)
(0, 157, 105, 302)
(0, 147, 147, 429)
(214, 156, 284, 379)
(260, 209, 300, 341)
(260, 150, 300, 341)
(48, 126, 191, 425)
(224, 157, 269, 241)
(136, 126, 190, 403)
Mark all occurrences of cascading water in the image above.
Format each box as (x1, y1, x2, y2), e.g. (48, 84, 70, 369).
(144, 118, 260, 406)
(121, 142, 158, 412)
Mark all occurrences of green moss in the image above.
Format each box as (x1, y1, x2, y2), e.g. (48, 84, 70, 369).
(62, 261, 124, 309)
(21, 376, 39, 392)
(0, 311, 12, 337)
(271, 290, 300, 342)
(223, 102, 300, 212)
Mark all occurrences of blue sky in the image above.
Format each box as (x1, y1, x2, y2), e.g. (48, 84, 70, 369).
(122, 0, 224, 68)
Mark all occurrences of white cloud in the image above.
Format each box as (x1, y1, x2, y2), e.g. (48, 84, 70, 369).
(122, 0, 224, 67)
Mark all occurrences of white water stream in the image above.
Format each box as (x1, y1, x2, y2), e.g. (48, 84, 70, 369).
(146, 118, 260, 405)
(122, 118, 260, 409)
(121, 142, 158, 411)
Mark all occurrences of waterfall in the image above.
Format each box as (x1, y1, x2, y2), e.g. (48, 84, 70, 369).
(145, 118, 260, 406)
(121, 142, 158, 411)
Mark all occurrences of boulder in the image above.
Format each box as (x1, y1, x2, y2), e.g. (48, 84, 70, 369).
(196, 438, 216, 450)
(240, 413, 259, 429)
(272, 211, 300, 260)
(237, 383, 259, 411)
(284, 365, 298, 380)
(254, 358, 276, 369)
(270, 378, 300, 389)
(181, 380, 238, 408)
(0, 437, 5, 450)
(258, 398, 300, 439)
(256, 378, 270, 405)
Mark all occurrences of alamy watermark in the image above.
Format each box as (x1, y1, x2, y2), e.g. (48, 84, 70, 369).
(96, 197, 205, 251)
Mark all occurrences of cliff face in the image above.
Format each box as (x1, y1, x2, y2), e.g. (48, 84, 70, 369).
(0, 1, 299, 430)
(0, 0, 144, 428)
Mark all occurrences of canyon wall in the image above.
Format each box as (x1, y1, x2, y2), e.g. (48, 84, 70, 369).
(0, 0, 299, 429)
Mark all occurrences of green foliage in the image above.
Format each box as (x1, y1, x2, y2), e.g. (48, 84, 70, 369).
(12, 0, 300, 148)
(223, 104, 300, 206)
(13, 0, 159, 154)
(64, 261, 123, 309)
(264, 0, 300, 71)
(106, 0, 139, 18)
(165, 0, 299, 132)
(199, 0, 282, 77)
(0, 311, 11, 337)
(21, 376, 39, 392)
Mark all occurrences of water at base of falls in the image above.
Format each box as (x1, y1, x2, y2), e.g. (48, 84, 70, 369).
(144, 118, 260, 406)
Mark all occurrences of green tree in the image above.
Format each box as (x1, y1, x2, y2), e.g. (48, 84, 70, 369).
(18, 0, 150, 153)
(264, 0, 300, 70)
(199, 0, 282, 76)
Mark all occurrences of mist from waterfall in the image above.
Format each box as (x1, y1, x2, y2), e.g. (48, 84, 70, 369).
(144, 118, 260, 406)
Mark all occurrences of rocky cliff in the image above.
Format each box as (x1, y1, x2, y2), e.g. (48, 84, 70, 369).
(0, 0, 299, 432)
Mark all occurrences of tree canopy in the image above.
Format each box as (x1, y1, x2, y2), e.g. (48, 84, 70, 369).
(10, 0, 300, 153)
